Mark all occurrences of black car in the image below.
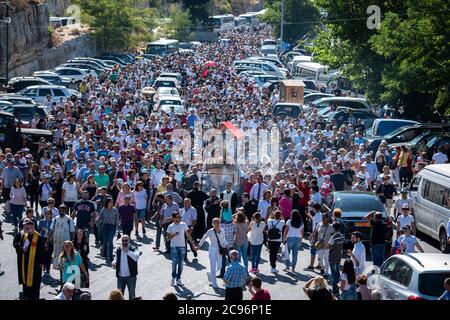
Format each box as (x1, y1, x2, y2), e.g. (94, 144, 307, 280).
(0, 104, 50, 128)
(6, 77, 51, 93)
(328, 192, 393, 248)
(327, 108, 377, 128)
(368, 123, 450, 153)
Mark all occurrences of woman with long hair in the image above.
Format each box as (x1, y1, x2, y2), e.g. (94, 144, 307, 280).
(257, 190, 272, 221)
(248, 212, 266, 273)
(234, 211, 249, 270)
(9, 179, 27, 230)
(282, 209, 304, 273)
(115, 182, 135, 208)
(80, 175, 98, 200)
(62, 174, 79, 216)
(51, 170, 64, 207)
(267, 210, 285, 273)
(265, 197, 279, 221)
(59, 240, 89, 290)
(27, 163, 41, 211)
(73, 228, 90, 281)
(133, 181, 147, 236)
(340, 259, 358, 300)
(98, 198, 119, 262)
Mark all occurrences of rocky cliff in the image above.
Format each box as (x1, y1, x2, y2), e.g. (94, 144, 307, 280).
(46, 0, 72, 16)
(0, 2, 50, 75)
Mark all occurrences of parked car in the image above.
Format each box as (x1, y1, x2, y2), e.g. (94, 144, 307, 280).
(251, 75, 285, 87)
(327, 191, 393, 247)
(367, 123, 450, 153)
(0, 95, 38, 105)
(409, 164, 450, 253)
(95, 56, 127, 66)
(53, 67, 92, 82)
(301, 79, 318, 91)
(389, 132, 450, 160)
(158, 72, 183, 83)
(0, 104, 50, 128)
(19, 85, 81, 104)
(310, 97, 371, 111)
(371, 119, 419, 137)
(272, 102, 302, 118)
(32, 71, 71, 86)
(260, 44, 279, 56)
(367, 253, 450, 300)
(71, 58, 113, 72)
(59, 63, 102, 77)
(303, 93, 333, 106)
(153, 77, 181, 90)
(6, 77, 52, 93)
(327, 108, 377, 129)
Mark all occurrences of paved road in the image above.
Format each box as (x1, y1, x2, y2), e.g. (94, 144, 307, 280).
(0, 204, 440, 300)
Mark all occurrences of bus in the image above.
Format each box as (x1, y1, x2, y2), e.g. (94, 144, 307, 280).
(293, 61, 329, 87)
(238, 12, 258, 25)
(209, 14, 235, 32)
(146, 39, 179, 57)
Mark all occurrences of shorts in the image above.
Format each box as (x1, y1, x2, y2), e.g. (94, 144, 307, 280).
(310, 245, 317, 255)
(136, 209, 146, 220)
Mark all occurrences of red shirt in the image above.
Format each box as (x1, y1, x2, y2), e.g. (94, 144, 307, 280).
(251, 289, 271, 300)
(244, 181, 253, 194)
(298, 184, 311, 206)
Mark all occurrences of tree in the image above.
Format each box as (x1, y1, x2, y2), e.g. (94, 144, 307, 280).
(313, 0, 449, 119)
(181, 0, 212, 24)
(162, 3, 193, 41)
(77, 0, 156, 52)
(261, 0, 320, 44)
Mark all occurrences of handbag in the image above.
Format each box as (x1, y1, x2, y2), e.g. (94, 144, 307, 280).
(314, 225, 329, 250)
(213, 229, 228, 256)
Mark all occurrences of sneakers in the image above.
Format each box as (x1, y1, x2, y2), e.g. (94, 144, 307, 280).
(171, 278, 176, 286)
(211, 283, 219, 289)
(270, 268, 279, 273)
(152, 246, 159, 250)
(177, 279, 184, 286)
(306, 265, 314, 270)
(142, 229, 146, 234)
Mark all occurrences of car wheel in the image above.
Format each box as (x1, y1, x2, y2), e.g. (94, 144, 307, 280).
(439, 229, 449, 253)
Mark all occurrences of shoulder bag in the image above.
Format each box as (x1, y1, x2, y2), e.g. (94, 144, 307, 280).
(213, 229, 228, 256)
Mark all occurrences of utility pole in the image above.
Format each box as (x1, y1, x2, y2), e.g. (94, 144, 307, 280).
(280, 0, 284, 44)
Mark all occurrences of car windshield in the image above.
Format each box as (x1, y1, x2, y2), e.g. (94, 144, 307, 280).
(334, 195, 385, 216)
(409, 132, 431, 145)
(419, 272, 450, 297)
(160, 99, 182, 106)
(161, 105, 183, 114)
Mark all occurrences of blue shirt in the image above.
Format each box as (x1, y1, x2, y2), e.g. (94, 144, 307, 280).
(224, 261, 247, 288)
(187, 114, 198, 128)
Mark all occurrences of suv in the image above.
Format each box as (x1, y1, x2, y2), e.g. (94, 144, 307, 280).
(19, 85, 80, 104)
(6, 77, 52, 93)
(0, 104, 50, 128)
(273, 102, 302, 118)
(327, 108, 377, 128)
(368, 253, 450, 300)
(33, 71, 71, 86)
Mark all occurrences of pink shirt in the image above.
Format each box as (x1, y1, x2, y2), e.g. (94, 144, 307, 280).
(279, 196, 292, 220)
(115, 191, 135, 207)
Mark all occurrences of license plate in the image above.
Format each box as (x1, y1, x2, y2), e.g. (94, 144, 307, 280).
(354, 222, 370, 227)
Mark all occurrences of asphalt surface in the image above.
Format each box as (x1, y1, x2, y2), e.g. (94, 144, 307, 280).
(0, 202, 441, 300)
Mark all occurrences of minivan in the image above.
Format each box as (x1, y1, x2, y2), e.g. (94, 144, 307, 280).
(409, 164, 450, 253)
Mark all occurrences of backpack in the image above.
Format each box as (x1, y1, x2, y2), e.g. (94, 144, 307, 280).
(267, 220, 281, 240)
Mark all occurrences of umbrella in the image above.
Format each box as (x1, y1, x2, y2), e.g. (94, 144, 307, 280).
(204, 61, 217, 68)
(142, 87, 156, 95)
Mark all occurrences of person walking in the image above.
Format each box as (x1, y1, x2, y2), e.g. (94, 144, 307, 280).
(133, 181, 147, 236)
(112, 234, 140, 300)
(198, 217, 228, 288)
(364, 211, 387, 267)
(46, 205, 75, 268)
(282, 209, 304, 273)
(37, 210, 54, 275)
(267, 210, 285, 273)
(57, 240, 89, 291)
(314, 213, 333, 276)
(234, 212, 249, 270)
(348, 231, 366, 277)
(180, 198, 198, 259)
(205, 188, 221, 230)
(327, 222, 344, 296)
(97, 198, 120, 262)
(118, 195, 136, 237)
(160, 194, 179, 254)
(248, 212, 265, 273)
(13, 219, 46, 300)
(398, 225, 424, 254)
(167, 212, 197, 286)
(186, 181, 208, 241)
(1, 158, 24, 215)
(223, 250, 248, 301)
(9, 179, 28, 232)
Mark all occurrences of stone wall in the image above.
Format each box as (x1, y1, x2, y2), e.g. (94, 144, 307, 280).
(10, 33, 98, 77)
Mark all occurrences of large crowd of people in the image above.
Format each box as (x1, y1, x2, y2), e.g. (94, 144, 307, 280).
(0, 26, 449, 301)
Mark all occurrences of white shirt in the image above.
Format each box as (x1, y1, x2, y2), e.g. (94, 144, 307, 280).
(151, 168, 166, 188)
(167, 222, 189, 247)
(394, 198, 414, 213)
(397, 214, 415, 229)
(248, 221, 266, 245)
(267, 218, 285, 242)
(352, 241, 366, 276)
(133, 190, 147, 210)
(249, 182, 269, 201)
(257, 200, 270, 219)
(432, 152, 448, 164)
(180, 206, 197, 227)
(62, 182, 79, 202)
(286, 220, 304, 238)
(199, 228, 227, 249)
(312, 212, 323, 231)
(117, 248, 140, 278)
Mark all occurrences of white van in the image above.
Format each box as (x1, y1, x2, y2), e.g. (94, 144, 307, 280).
(293, 61, 329, 87)
(287, 55, 313, 74)
(409, 164, 450, 253)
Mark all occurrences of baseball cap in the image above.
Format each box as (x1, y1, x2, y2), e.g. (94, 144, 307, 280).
(402, 203, 410, 209)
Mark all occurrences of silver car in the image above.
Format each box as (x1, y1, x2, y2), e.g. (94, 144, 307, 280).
(367, 253, 450, 300)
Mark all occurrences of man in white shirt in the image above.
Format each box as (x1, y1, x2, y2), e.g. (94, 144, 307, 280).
(349, 232, 366, 277)
(151, 161, 166, 188)
(249, 175, 268, 202)
(432, 146, 448, 164)
(112, 235, 140, 300)
(397, 203, 416, 237)
(167, 212, 197, 286)
(398, 225, 424, 254)
(180, 198, 198, 259)
(393, 188, 415, 219)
